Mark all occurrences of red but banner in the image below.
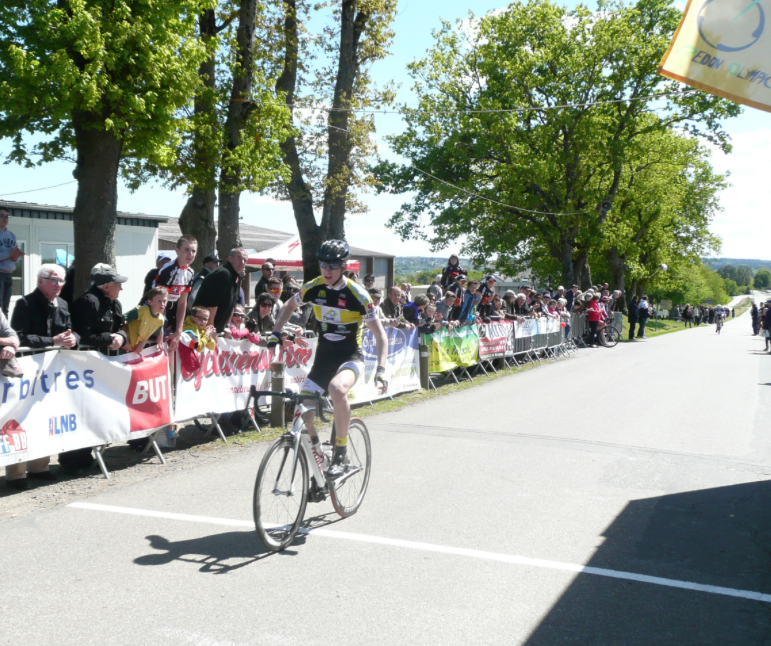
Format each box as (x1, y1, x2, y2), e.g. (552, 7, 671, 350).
(124, 347, 173, 434)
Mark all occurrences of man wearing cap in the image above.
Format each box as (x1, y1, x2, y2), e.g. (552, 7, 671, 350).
(141, 253, 173, 303)
(368, 288, 386, 320)
(190, 254, 220, 305)
(71, 264, 128, 354)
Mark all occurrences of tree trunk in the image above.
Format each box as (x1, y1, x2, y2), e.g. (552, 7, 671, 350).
(319, 0, 366, 241)
(179, 9, 219, 270)
(276, 0, 321, 281)
(572, 248, 592, 290)
(71, 109, 122, 299)
(607, 245, 627, 311)
(179, 186, 217, 266)
(558, 235, 576, 291)
(217, 0, 260, 259)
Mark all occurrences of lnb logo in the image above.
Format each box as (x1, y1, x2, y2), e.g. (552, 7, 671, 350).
(698, 0, 765, 53)
(49, 414, 78, 436)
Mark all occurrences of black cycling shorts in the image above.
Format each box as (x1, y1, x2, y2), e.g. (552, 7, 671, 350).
(301, 343, 363, 395)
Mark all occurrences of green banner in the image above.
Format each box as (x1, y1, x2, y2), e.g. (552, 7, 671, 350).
(425, 325, 479, 372)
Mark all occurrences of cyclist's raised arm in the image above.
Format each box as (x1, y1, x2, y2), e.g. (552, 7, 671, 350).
(366, 317, 389, 371)
(273, 294, 301, 333)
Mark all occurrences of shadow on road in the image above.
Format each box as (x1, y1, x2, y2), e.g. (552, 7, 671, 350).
(134, 531, 277, 573)
(132, 511, 344, 573)
(524, 480, 771, 645)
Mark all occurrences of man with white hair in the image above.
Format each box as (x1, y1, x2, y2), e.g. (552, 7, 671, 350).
(11, 264, 78, 350)
(6, 264, 80, 489)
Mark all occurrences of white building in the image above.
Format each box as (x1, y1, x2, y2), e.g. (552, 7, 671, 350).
(0, 200, 167, 310)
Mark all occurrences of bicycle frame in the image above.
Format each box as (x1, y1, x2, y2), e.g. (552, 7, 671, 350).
(284, 401, 328, 493)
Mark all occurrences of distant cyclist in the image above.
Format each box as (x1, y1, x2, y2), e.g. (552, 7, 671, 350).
(268, 240, 389, 479)
(714, 304, 725, 334)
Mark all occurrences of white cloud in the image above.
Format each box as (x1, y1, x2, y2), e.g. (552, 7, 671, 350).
(709, 127, 771, 258)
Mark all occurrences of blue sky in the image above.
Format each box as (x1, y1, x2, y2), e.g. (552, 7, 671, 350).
(1, 0, 769, 259)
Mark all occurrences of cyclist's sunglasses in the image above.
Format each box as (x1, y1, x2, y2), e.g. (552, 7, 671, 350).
(319, 261, 343, 270)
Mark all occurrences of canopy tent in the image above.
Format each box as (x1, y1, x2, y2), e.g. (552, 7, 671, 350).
(247, 235, 360, 271)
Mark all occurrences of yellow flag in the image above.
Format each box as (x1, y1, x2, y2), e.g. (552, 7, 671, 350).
(659, 0, 771, 112)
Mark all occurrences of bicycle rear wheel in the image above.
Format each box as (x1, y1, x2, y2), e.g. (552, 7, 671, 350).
(600, 325, 620, 348)
(329, 418, 372, 518)
(253, 436, 309, 551)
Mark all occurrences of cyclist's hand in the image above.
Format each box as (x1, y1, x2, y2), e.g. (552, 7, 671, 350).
(266, 331, 283, 348)
(374, 366, 388, 394)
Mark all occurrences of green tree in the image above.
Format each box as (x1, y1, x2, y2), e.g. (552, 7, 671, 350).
(375, 0, 739, 290)
(125, 2, 292, 265)
(272, 0, 398, 281)
(736, 264, 752, 287)
(754, 268, 771, 290)
(0, 0, 215, 294)
(717, 264, 738, 282)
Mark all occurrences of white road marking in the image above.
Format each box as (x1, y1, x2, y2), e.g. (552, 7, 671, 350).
(69, 501, 771, 604)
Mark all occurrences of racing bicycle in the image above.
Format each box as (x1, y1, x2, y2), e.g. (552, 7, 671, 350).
(247, 386, 372, 552)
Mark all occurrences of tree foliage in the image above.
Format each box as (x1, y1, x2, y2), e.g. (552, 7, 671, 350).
(375, 0, 739, 291)
(270, 0, 398, 280)
(0, 0, 215, 294)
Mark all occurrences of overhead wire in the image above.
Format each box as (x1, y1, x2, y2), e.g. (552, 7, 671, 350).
(415, 168, 586, 216)
(0, 180, 78, 198)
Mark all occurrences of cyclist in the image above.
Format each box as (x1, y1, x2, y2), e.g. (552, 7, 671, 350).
(268, 240, 389, 479)
(714, 304, 725, 333)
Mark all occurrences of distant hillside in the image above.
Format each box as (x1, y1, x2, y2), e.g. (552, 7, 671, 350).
(395, 256, 479, 274)
(705, 258, 771, 273)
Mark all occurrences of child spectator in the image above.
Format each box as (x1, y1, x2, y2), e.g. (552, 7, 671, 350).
(228, 304, 261, 344)
(178, 306, 217, 376)
(123, 287, 168, 353)
(441, 254, 466, 289)
(458, 281, 481, 324)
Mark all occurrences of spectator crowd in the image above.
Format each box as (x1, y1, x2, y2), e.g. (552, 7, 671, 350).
(0, 212, 685, 491)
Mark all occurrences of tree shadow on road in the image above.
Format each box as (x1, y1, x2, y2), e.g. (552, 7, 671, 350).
(523, 480, 771, 645)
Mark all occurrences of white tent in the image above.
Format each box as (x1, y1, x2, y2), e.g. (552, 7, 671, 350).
(247, 235, 360, 271)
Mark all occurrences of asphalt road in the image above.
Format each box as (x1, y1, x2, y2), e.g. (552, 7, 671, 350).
(3, 308, 771, 646)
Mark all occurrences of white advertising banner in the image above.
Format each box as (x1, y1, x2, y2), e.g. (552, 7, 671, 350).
(515, 318, 539, 338)
(173, 337, 316, 421)
(351, 327, 420, 404)
(173, 328, 421, 419)
(0, 346, 172, 468)
(538, 318, 560, 334)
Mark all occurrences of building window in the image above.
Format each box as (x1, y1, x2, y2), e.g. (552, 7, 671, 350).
(11, 241, 25, 296)
(40, 242, 74, 269)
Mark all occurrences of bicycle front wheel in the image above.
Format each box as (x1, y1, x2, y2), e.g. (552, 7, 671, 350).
(600, 325, 620, 348)
(253, 436, 309, 552)
(329, 418, 372, 518)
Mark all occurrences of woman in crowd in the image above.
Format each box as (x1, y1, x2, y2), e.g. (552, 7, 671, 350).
(490, 293, 506, 321)
(249, 293, 276, 335)
(556, 298, 571, 338)
(683, 303, 692, 328)
(586, 294, 603, 347)
(440, 254, 466, 289)
(546, 299, 560, 319)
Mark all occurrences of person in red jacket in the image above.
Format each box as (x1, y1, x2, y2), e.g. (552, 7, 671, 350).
(586, 293, 604, 347)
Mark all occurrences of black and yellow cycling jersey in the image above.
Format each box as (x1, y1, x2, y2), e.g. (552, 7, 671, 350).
(295, 276, 376, 352)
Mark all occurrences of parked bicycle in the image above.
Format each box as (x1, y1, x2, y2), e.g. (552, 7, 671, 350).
(579, 315, 621, 348)
(247, 386, 371, 552)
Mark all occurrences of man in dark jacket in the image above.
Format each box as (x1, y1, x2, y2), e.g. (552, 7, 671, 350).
(195, 248, 248, 332)
(11, 263, 78, 349)
(189, 254, 220, 305)
(71, 264, 128, 354)
(253, 260, 275, 302)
